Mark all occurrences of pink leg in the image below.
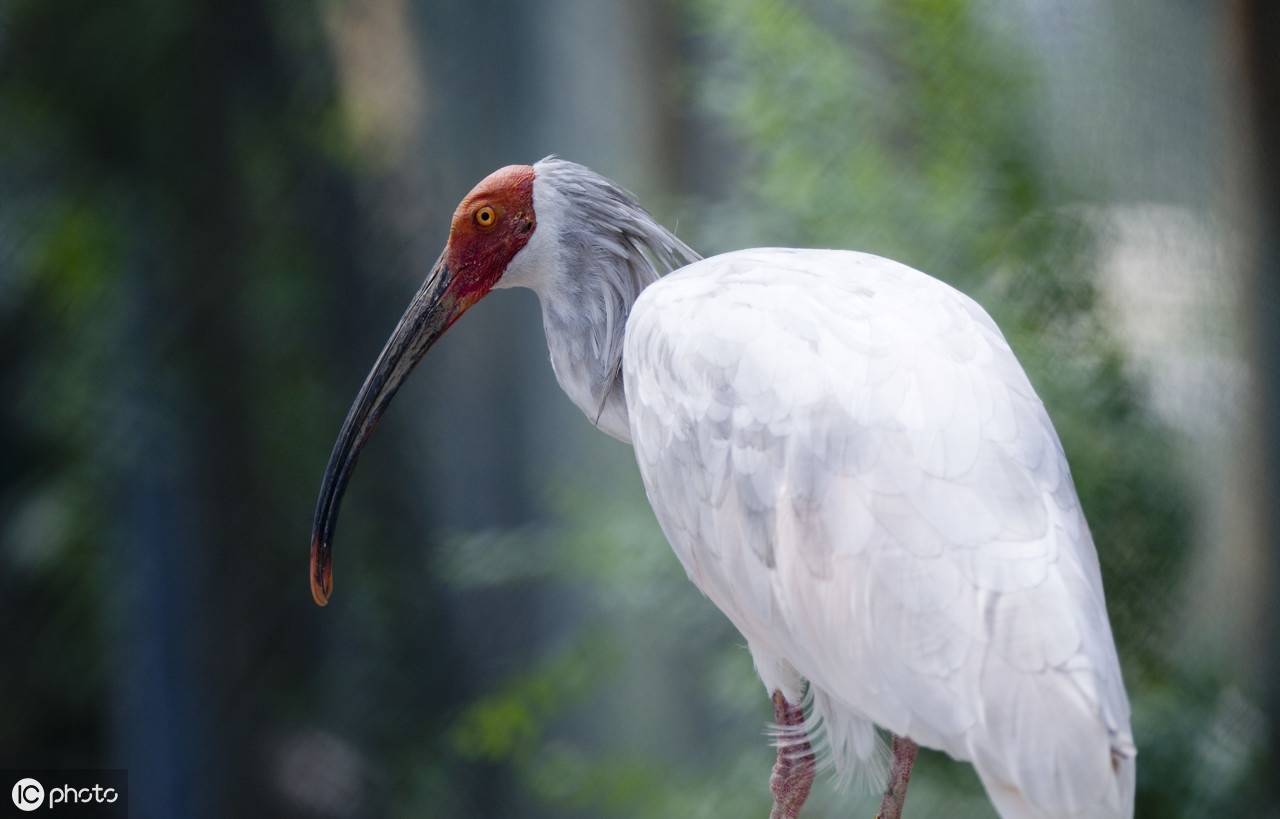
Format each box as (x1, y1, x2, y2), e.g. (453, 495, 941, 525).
(769, 690, 816, 819)
(876, 734, 919, 819)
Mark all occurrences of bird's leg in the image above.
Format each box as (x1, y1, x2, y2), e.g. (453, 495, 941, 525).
(875, 734, 919, 819)
(769, 690, 816, 819)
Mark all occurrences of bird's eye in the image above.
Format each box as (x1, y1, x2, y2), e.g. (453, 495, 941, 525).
(474, 206, 496, 228)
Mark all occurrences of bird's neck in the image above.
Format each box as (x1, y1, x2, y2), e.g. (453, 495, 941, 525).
(517, 243, 657, 443)
(497, 166, 699, 443)
(538, 277, 637, 443)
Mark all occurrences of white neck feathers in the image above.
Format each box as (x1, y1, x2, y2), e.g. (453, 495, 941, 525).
(497, 158, 700, 442)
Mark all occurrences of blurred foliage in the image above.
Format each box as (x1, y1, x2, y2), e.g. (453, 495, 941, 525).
(0, 0, 1268, 817)
(0, 0, 480, 816)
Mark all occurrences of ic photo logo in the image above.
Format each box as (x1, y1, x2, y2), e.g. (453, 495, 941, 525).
(10, 779, 43, 812)
(5, 772, 126, 816)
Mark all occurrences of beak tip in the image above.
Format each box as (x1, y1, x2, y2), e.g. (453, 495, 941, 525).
(310, 570, 332, 607)
(310, 536, 333, 607)
(311, 582, 331, 607)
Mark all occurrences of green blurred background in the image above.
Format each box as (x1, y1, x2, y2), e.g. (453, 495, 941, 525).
(1, 1, 1276, 817)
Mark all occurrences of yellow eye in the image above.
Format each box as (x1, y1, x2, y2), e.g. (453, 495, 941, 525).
(474, 205, 496, 227)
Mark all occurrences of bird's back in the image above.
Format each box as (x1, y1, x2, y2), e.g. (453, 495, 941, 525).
(623, 248, 1135, 818)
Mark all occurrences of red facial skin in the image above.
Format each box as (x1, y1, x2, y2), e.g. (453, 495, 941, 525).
(443, 164, 537, 309)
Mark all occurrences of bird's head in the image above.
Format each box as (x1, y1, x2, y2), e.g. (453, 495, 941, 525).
(440, 164, 539, 307)
(308, 158, 698, 607)
(308, 164, 536, 606)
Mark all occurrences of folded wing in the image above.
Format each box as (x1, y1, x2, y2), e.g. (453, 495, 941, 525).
(624, 248, 1135, 817)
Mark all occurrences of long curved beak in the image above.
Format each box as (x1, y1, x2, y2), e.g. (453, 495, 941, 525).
(310, 252, 455, 606)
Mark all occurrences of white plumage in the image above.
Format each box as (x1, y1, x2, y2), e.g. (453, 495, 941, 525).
(622, 247, 1134, 818)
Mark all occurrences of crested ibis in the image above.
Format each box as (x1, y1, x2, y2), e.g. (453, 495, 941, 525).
(309, 158, 1136, 819)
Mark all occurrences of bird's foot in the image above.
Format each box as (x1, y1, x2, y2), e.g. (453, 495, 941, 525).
(768, 690, 815, 819)
(875, 734, 919, 819)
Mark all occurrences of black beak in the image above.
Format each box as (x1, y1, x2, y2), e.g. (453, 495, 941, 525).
(310, 253, 455, 606)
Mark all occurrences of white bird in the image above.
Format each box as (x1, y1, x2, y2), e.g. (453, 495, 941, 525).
(309, 158, 1136, 819)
